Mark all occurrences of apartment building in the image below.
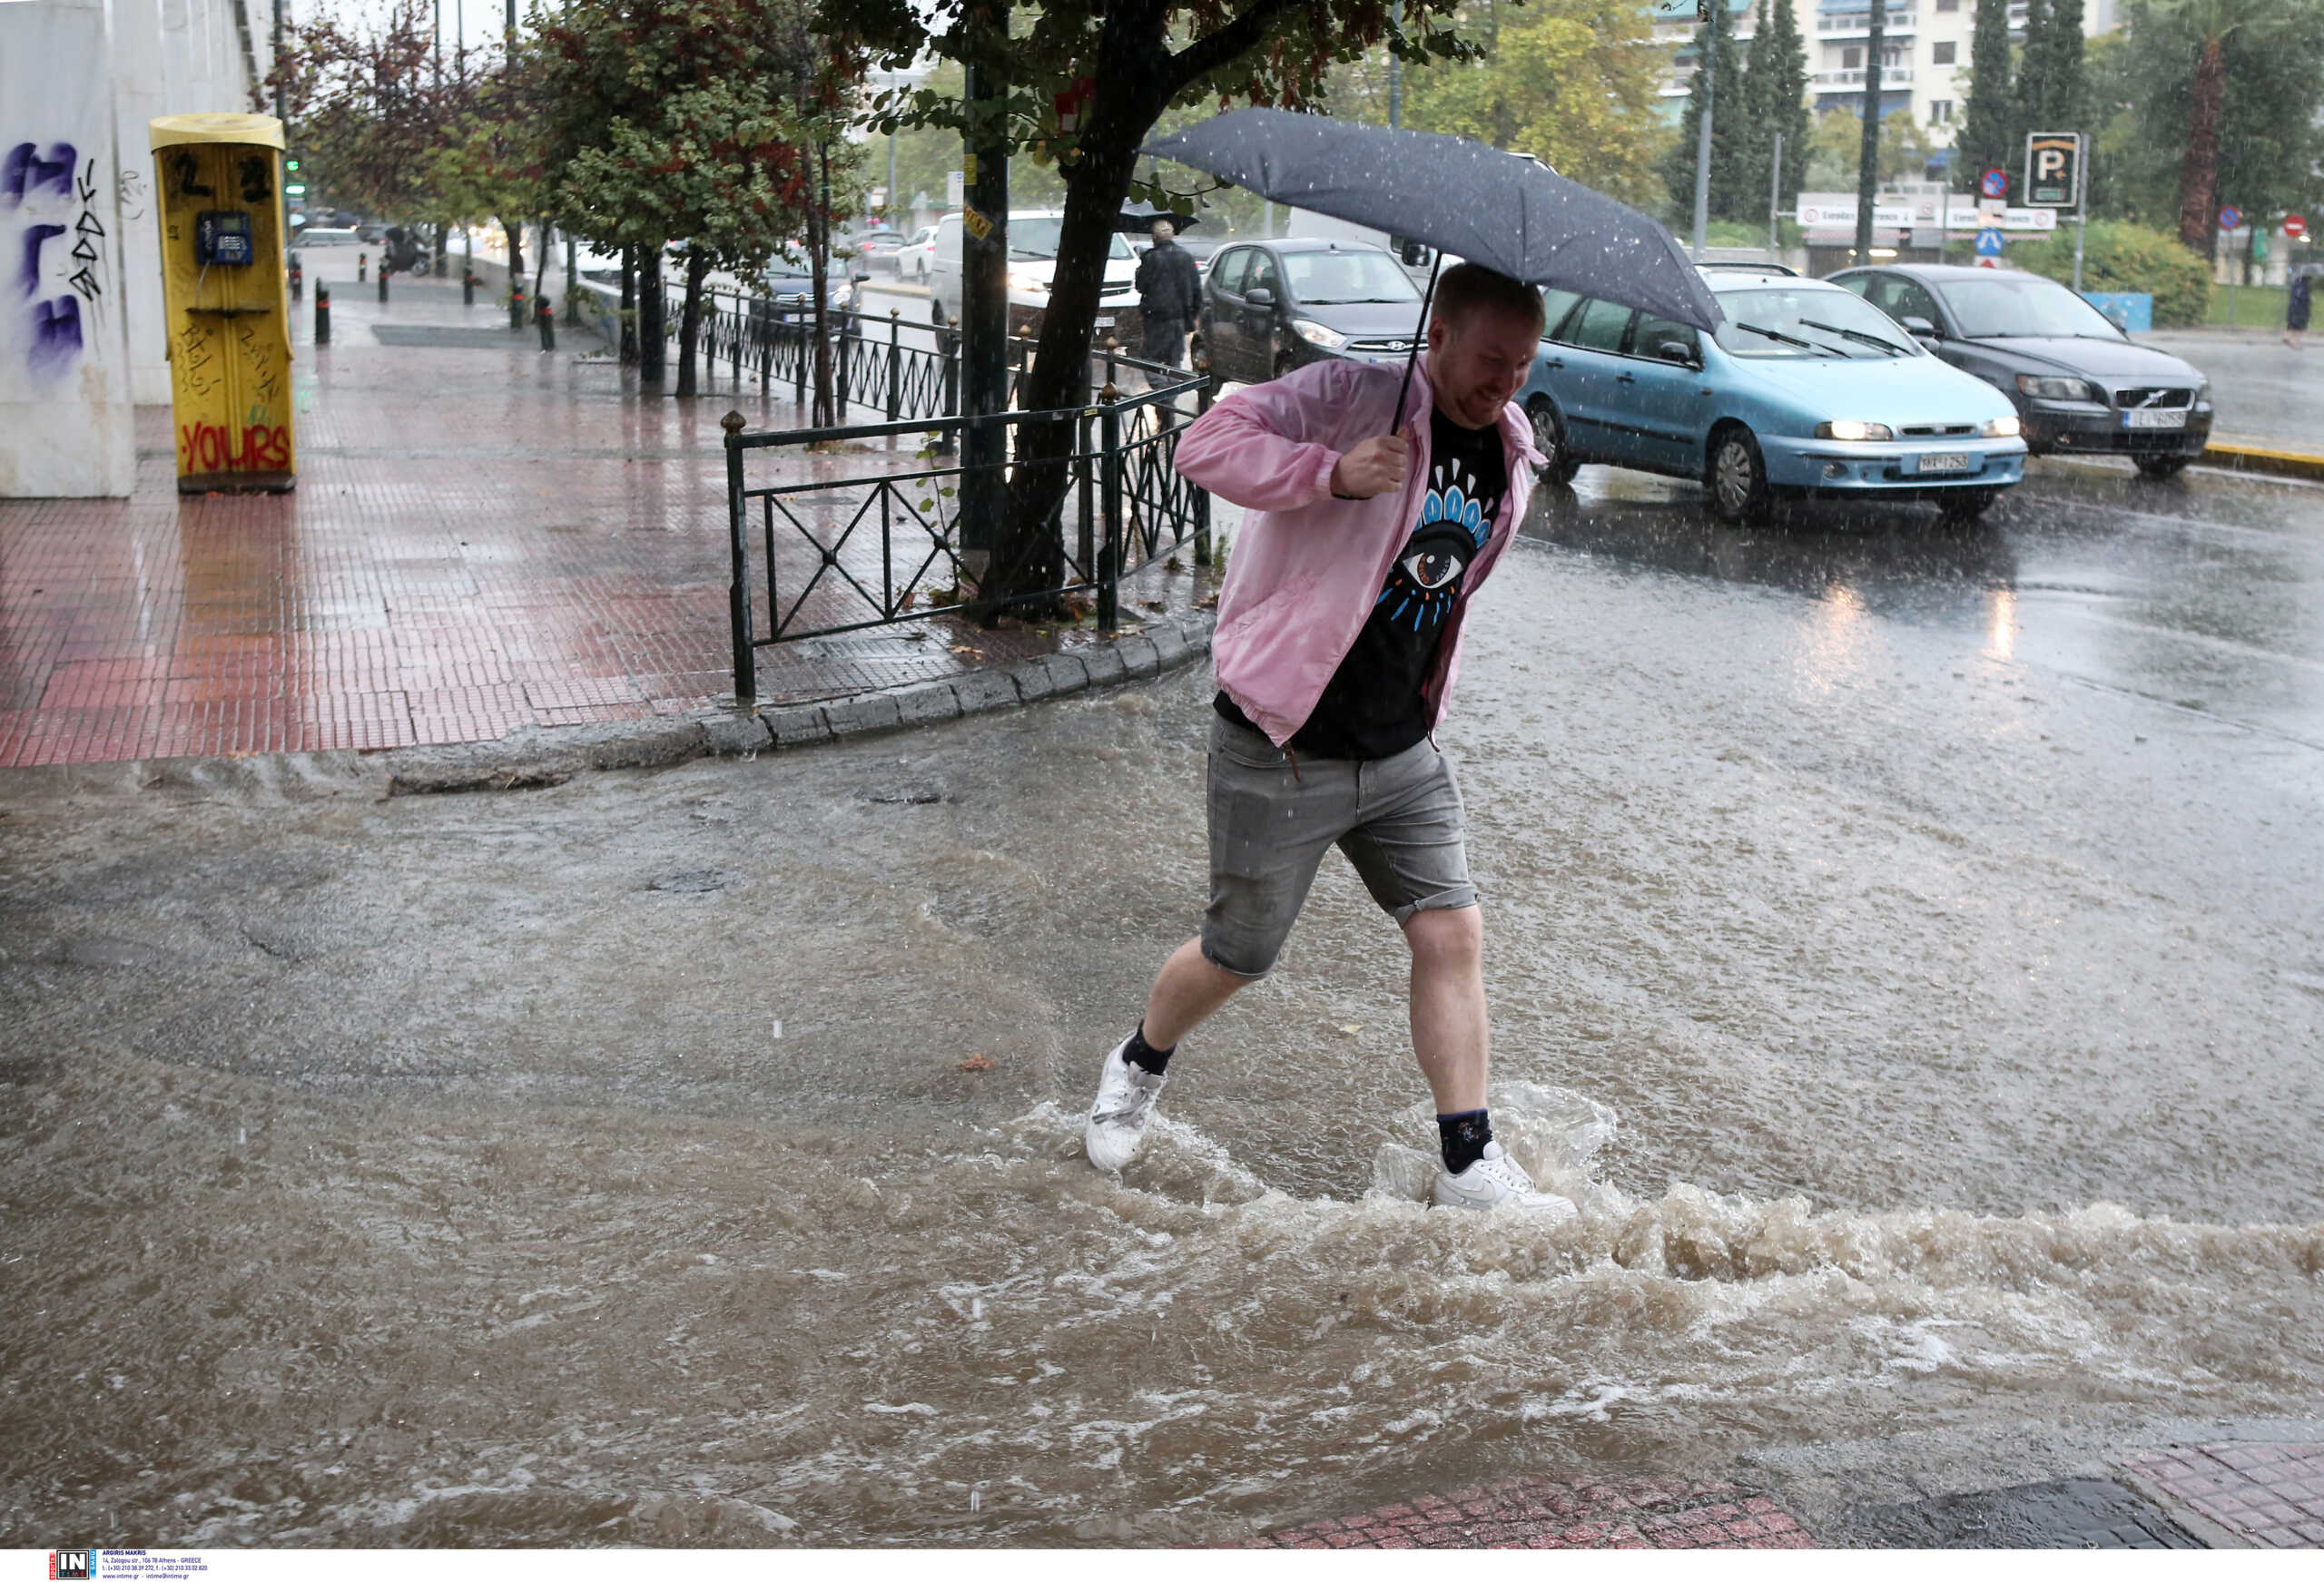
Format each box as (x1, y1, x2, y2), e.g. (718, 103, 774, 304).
(1654, 0, 2124, 161)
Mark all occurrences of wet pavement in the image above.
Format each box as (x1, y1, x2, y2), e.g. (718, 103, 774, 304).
(0, 276, 1203, 769)
(3, 442, 2322, 1548)
(2136, 329, 2323, 457)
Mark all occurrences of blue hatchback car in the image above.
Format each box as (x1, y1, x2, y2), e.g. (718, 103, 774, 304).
(1519, 265, 2028, 522)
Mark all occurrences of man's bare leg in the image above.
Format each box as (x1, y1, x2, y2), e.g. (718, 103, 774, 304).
(1141, 937, 1249, 1050)
(1405, 904, 1488, 1113)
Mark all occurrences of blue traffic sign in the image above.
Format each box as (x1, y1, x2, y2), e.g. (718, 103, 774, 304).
(1979, 169, 2009, 200)
(2219, 205, 2243, 231)
(1974, 228, 2005, 257)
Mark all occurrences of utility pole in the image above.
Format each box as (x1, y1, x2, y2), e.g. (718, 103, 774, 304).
(1388, 0, 1403, 129)
(1853, 0, 1886, 267)
(1768, 131, 1783, 260)
(1690, 2, 1714, 262)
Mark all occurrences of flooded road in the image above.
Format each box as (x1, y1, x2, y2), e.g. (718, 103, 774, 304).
(3, 458, 2320, 1546)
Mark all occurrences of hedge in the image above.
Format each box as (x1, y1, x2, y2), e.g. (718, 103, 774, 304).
(2017, 221, 2212, 328)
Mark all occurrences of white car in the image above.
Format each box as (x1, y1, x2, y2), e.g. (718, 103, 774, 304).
(894, 224, 938, 283)
(929, 209, 1138, 339)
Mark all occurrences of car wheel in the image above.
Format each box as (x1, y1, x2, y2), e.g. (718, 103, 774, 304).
(2133, 454, 2192, 480)
(1525, 397, 1582, 486)
(1707, 425, 1773, 524)
(1937, 486, 2000, 522)
(1272, 347, 1296, 381)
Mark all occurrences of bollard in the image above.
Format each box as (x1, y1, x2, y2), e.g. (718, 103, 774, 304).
(289, 258, 302, 301)
(462, 270, 476, 308)
(537, 295, 556, 352)
(314, 283, 330, 345)
(358, 251, 368, 283)
(378, 268, 389, 304)
(508, 281, 527, 333)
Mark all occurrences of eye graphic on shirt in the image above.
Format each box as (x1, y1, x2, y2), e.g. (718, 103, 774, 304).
(1376, 471, 1492, 631)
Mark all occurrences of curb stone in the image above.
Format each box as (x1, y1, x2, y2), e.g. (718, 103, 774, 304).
(373, 610, 1215, 793)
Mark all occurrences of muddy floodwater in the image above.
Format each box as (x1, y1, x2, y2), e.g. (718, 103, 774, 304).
(4, 467, 2322, 1545)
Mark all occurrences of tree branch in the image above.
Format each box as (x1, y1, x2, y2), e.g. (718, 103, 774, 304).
(1164, 0, 1309, 93)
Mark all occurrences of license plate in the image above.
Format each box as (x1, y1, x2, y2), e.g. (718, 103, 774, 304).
(1096, 315, 1115, 328)
(1915, 452, 1973, 475)
(2123, 408, 2186, 429)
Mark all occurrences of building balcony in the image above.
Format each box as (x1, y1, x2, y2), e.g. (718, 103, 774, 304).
(1813, 65, 1916, 86)
(1819, 12, 1917, 34)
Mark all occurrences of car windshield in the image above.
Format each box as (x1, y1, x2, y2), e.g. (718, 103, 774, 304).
(1008, 219, 1133, 261)
(1935, 274, 2125, 339)
(1711, 288, 1919, 359)
(1281, 250, 1422, 304)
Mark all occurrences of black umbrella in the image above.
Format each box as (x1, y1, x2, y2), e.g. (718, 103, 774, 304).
(1143, 109, 1721, 427)
(1116, 201, 1201, 235)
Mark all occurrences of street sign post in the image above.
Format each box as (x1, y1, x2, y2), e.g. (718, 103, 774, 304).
(1979, 168, 2009, 201)
(2285, 214, 2308, 240)
(2025, 132, 2086, 288)
(2219, 205, 2242, 231)
(1974, 228, 2004, 258)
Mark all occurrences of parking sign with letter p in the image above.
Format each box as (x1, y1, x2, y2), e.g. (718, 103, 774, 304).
(2025, 132, 2083, 209)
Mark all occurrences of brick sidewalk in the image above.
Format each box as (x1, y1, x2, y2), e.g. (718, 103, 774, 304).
(0, 275, 1203, 769)
(2122, 1441, 2324, 1548)
(1254, 1474, 1817, 1549)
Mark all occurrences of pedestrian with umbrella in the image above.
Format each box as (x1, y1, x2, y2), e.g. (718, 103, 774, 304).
(1133, 211, 1203, 381)
(2286, 268, 2311, 351)
(1082, 112, 1718, 1211)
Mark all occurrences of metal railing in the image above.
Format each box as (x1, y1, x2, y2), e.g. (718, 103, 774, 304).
(723, 349, 1214, 700)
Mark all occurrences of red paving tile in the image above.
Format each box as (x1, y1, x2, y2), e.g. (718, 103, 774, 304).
(0, 277, 1207, 769)
(2124, 1442, 2324, 1548)
(1256, 1472, 1817, 1550)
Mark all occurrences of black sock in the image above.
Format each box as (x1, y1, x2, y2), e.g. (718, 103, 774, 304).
(1124, 1022, 1174, 1076)
(1438, 1109, 1492, 1174)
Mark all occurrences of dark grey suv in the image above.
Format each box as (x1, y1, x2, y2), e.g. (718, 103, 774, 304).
(1830, 263, 2212, 478)
(1193, 239, 1427, 384)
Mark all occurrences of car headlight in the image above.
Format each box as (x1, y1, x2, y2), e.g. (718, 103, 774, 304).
(1291, 319, 1349, 349)
(1815, 419, 1894, 441)
(2195, 378, 2211, 403)
(2015, 374, 2096, 401)
(1007, 269, 1051, 294)
(1982, 414, 2022, 437)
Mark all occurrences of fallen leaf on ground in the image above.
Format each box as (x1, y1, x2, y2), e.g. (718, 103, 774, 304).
(957, 1054, 996, 1072)
(1337, 1024, 1363, 1037)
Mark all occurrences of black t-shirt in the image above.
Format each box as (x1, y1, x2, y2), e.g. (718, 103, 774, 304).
(1216, 407, 1506, 760)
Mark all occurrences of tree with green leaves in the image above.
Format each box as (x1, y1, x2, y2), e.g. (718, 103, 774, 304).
(264, 0, 453, 230)
(2017, 0, 2089, 165)
(1955, 0, 2015, 194)
(837, 0, 1487, 614)
(1661, 0, 1753, 223)
(1402, 0, 1669, 211)
(1738, 0, 1811, 210)
(2090, 0, 2322, 252)
(1803, 106, 1935, 190)
(536, 0, 857, 404)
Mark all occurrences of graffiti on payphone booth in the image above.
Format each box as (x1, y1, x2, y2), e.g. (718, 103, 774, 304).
(4, 140, 107, 378)
(179, 417, 290, 473)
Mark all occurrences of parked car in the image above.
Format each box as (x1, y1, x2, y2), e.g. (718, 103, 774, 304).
(894, 224, 938, 282)
(1518, 266, 2028, 523)
(928, 210, 1139, 340)
(841, 227, 907, 270)
(741, 247, 857, 326)
(295, 226, 360, 248)
(1827, 262, 2213, 478)
(1193, 239, 1429, 385)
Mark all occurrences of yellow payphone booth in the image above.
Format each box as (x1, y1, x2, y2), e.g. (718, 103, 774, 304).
(150, 113, 295, 494)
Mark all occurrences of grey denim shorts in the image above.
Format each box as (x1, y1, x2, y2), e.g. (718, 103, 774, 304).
(1202, 713, 1478, 978)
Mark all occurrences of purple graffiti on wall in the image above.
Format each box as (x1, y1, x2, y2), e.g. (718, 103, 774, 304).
(7, 144, 103, 379)
(2, 142, 76, 204)
(30, 295, 81, 371)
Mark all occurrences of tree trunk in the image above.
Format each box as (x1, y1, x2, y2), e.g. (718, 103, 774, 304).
(2176, 35, 2225, 253)
(619, 245, 638, 365)
(502, 217, 526, 285)
(640, 246, 666, 388)
(810, 149, 835, 428)
(677, 246, 707, 398)
(991, 26, 1175, 617)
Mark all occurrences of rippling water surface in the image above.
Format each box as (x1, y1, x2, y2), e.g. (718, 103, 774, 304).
(5, 488, 2321, 1545)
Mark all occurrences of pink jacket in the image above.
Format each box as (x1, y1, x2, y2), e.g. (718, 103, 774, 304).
(1176, 355, 1545, 746)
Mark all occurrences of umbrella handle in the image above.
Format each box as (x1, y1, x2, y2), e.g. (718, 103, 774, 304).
(1390, 250, 1445, 436)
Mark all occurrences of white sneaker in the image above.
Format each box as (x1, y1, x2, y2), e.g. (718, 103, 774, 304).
(1085, 1038, 1167, 1171)
(1432, 1141, 1578, 1219)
